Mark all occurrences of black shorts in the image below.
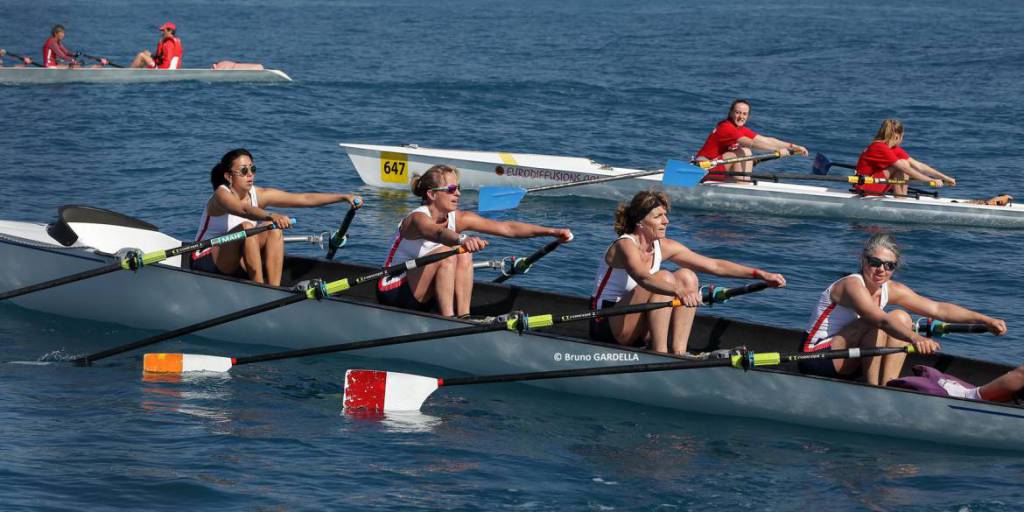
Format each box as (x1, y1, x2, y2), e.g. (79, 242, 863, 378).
(191, 252, 248, 279)
(589, 300, 645, 347)
(376, 278, 436, 313)
(797, 356, 842, 379)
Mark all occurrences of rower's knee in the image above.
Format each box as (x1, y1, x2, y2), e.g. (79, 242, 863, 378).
(672, 268, 698, 290)
(455, 251, 472, 269)
(890, 309, 913, 326)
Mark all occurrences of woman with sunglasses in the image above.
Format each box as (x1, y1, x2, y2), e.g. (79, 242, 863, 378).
(378, 164, 572, 317)
(589, 190, 786, 355)
(801, 233, 1005, 386)
(193, 148, 362, 286)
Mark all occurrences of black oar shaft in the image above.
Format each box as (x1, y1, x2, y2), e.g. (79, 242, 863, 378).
(77, 293, 308, 365)
(326, 206, 358, 260)
(440, 346, 910, 387)
(524, 169, 664, 194)
(235, 322, 506, 366)
(493, 239, 563, 284)
(5, 51, 44, 67)
(0, 261, 123, 301)
(82, 53, 124, 68)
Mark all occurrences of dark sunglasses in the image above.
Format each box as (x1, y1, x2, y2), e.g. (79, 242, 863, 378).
(430, 184, 461, 193)
(231, 165, 256, 176)
(864, 255, 898, 271)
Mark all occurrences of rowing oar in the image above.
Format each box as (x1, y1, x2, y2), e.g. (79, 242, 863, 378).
(4, 51, 43, 67)
(0, 222, 289, 303)
(811, 153, 856, 175)
(477, 161, 704, 212)
(78, 247, 466, 366)
(493, 235, 571, 284)
(326, 201, 360, 260)
(693, 150, 792, 170)
(664, 160, 942, 187)
(80, 53, 124, 68)
(142, 282, 768, 374)
(916, 318, 989, 338)
(343, 344, 914, 412)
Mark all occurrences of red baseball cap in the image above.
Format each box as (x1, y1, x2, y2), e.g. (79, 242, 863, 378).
(159, 22, 176, 31)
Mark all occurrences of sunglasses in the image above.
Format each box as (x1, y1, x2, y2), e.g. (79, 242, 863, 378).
(231, 165, 256, 176)
(430, 184, 461, 194)
(864, 255, 898, 271)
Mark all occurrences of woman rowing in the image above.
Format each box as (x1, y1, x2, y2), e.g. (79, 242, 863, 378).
(378, 164, 572, 317)
(694, 99, 808, 182)
(854, 119, 956, 197)
(589, 190, 786, 355)
(193, 148, 362, 286)
(801, 233, 1006, 386)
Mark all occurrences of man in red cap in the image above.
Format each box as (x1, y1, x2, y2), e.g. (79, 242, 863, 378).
(129, 22, 182, 69)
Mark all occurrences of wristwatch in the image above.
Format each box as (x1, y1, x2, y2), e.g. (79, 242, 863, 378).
(457, 233, 467, 245)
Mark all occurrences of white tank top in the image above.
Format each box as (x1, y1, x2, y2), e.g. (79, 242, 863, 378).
(378, 206, 457, 291)
(591, 234, 662, 308)
(804, 274, 889, 351)
(193, 185, 259, 258)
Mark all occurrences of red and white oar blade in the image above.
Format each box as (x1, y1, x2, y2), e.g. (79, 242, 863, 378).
(143, 353, 234, 373)
(343, 369, 439, 412)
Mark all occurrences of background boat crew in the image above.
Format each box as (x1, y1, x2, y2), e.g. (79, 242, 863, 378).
(694, 99, 808, 182)
(589, 190, 786, 355)
(193, 148, 362, 286)
(130, 22, 182, 69)
(854, 119, 956, 197)
(800, 233, 1005, 386)
(42, 25, 80, 68)
(377, 164, 572, 317)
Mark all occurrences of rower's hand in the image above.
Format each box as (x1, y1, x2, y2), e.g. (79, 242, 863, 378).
(460, 236, 488, 253)
(987, 318, 1008, 336)
(348, 195, 363, 209)
(679, 289, 703, 308)
(781, 145, 809, 157)
(911, 335, 940, 355)
(269, 213, 292, 229)
(929, 180, 944, 188)
(760, 271, 787, 288)
(942, 177, 957, 187)
(553, 228, 573, 243)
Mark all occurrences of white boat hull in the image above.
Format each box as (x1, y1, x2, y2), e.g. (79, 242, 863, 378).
(1, 215, 1022, 451)
(340, 143, 1024, 228)
(0, 68, 292, 84)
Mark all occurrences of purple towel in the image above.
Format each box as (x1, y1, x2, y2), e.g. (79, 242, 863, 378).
(887, 365, 975, 397)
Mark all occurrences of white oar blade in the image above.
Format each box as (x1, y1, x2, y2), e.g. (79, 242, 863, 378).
(343, 369, 439, 412)
(478, 186, 527, 212)
(143, 353, 234, 373)
(662, 160, 707, 187)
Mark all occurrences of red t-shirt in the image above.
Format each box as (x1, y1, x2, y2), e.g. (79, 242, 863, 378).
(43, 37, 75, 67)
(152, 36, 183, 69)
(696, 119, 758, 181)
(855, 141, 909, 195)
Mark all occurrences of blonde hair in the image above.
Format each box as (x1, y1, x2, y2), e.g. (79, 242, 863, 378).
(614, 190, 670, 235)
(410, 165, 459, 204)
(873, 119, 904, 146)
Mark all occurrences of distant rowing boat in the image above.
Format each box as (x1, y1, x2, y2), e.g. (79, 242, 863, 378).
(1, 205, 1023, 451)
(0, 67, 292, 84)
(339, 143, 1024, 229)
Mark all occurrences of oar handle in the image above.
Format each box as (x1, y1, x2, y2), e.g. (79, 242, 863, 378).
(916, 318, 989, 338)
(701, 281, 769, 305)
(326, 205, 358, 260)
(493, 238, 566, 284)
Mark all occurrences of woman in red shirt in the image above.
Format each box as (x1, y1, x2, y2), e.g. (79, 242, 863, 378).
(854, 119, 956, 196)
(694, 99, 808, 181)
